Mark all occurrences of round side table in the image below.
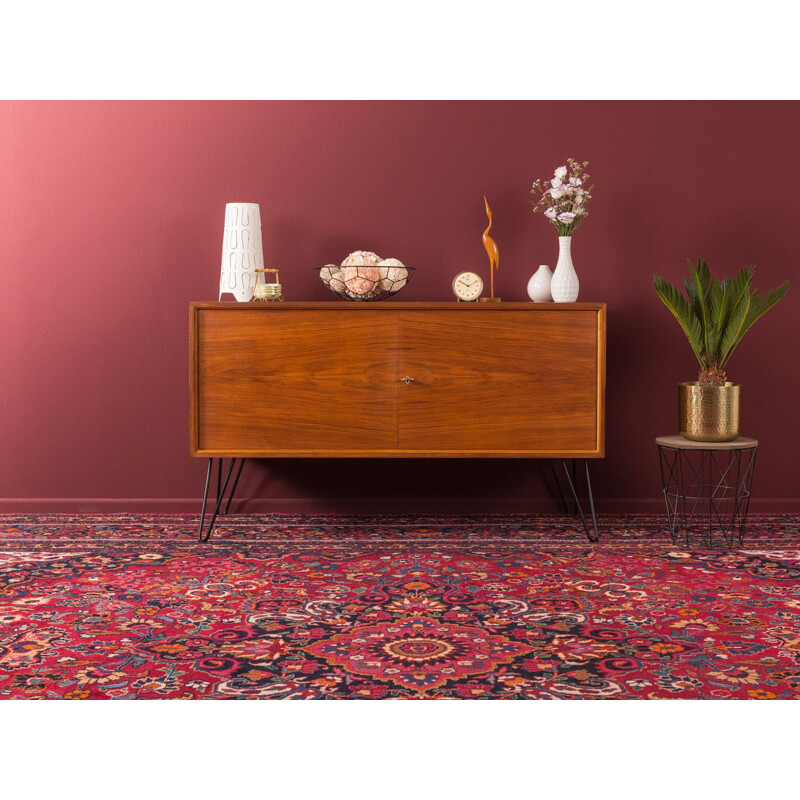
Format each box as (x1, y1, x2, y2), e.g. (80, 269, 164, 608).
(656, 435, 758, 547)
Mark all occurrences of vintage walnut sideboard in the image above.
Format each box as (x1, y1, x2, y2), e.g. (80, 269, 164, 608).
(190, 302, 606, 540)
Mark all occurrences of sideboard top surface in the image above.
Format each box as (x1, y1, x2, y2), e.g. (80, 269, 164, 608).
(192, 301, 605, 311)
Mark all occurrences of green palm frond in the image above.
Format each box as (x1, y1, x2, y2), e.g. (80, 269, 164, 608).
(712, 267, 753, 363)
(688, 258, 712, 358)
(706, 278, 724, 358)
(719, 280, 790, 368)
(718, 290, 752, 365)
(719, 267, 754, 333)
(652, 275, 705, 366)
(684, 276, 702, 323)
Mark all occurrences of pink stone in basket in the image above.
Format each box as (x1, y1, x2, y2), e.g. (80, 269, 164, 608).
(343, 266, 381, 295)
(341, 250, 382, 268)
(377, 257, 407, 291)
(341, 251, 383, 296)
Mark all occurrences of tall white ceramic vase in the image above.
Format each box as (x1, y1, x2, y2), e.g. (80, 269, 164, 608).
(219, 203, 264, 301)
(550, 236, 579, 302)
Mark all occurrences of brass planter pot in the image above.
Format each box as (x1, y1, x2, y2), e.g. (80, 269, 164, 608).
(679, 382, 741, 442)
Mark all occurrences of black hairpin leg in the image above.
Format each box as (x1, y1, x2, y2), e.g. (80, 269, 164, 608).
(549, 459, 570, 514)
(198, 458, 241, 542)
(223, 458, 246, 515)
(199, 458, 214, 535)
(553, 459, 600, 542)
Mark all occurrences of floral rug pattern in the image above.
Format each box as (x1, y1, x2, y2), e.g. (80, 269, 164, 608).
(1, 513, 798, 699)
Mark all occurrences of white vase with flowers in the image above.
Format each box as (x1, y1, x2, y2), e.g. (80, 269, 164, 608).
(529, 158, 593, 302)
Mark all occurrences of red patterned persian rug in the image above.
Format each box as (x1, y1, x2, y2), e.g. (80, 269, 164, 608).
(0, 513, 798, 699)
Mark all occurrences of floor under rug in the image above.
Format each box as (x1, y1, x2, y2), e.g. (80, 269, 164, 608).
(1, 513, 798, 699)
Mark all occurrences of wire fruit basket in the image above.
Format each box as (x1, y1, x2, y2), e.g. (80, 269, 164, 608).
(316, 265, 415, 301)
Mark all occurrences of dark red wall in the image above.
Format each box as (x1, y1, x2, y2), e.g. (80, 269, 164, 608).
(1, 101, 797, 512)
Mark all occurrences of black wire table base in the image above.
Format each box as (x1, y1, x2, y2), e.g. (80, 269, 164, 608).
(198, 458, 246, 542)
(197, 458, 599, 543)
(657, 442, 757, 548)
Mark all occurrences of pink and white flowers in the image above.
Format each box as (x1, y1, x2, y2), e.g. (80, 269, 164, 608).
(530, 157, 593, 236)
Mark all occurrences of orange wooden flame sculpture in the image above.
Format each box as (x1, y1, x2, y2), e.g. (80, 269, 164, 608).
(482, 196, 500, 300)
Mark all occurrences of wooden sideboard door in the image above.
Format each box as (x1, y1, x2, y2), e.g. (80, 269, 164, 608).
(397, 309, 600, 454)
(195, 308, 399, 454)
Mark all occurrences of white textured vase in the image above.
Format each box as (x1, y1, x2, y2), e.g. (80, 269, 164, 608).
(550, 236, 579, 302)
(527, 264, 553, 302)
(219, 203, 264, 301)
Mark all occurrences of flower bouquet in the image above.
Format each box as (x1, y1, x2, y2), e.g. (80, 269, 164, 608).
(528, 158, 594, 301)
(529, 157, 593, 235)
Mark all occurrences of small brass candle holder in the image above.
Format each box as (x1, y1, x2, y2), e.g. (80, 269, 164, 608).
(252, 268, 283, 301)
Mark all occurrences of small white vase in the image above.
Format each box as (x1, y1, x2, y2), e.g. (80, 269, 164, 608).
(527, 264, 553, 302)
(550, 236, 579, 302)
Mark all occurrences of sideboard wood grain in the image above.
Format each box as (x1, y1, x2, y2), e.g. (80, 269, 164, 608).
(190, 302, 605, 458)
(195, 309, 398, 453)
(398, 310, 598, 452)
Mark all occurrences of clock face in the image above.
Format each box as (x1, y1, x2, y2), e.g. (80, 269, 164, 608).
(453, 271, 483, 301)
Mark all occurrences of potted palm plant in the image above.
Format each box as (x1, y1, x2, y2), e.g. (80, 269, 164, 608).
(653, 259, 789, 441)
